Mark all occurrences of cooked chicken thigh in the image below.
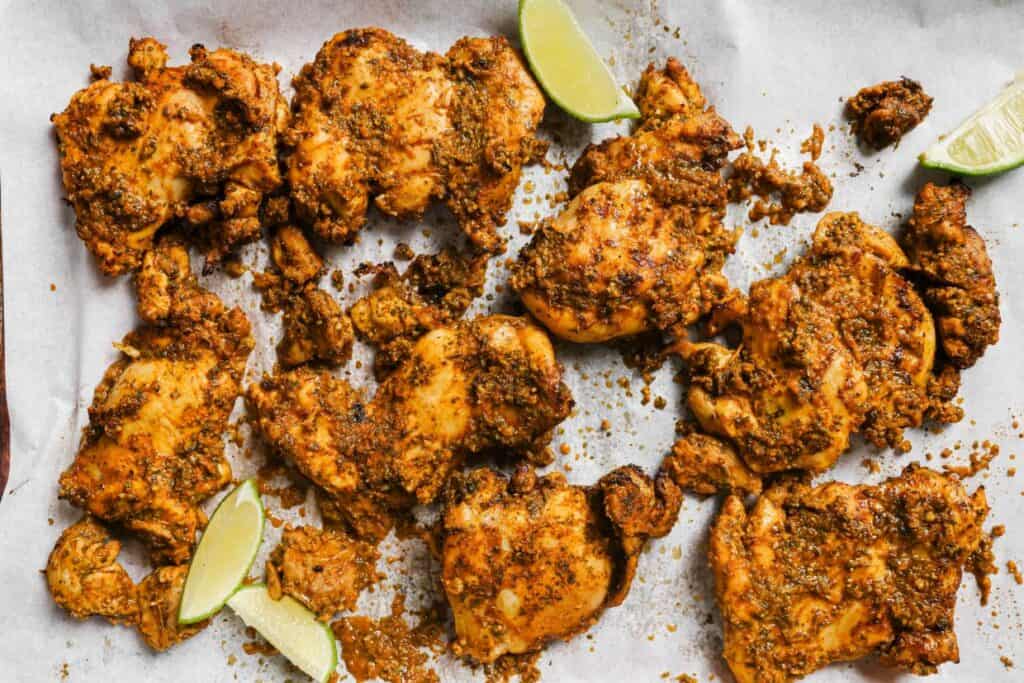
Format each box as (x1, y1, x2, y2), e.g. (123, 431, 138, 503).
(441, 465, 680, 663)
(53, 38, 287, 275)
(137, 565, 208, 651)
(902, 182, 1000, 369)
(513, 58, 740, 343)
(46, 516, 137, 624)
(248, 315, 572, 539)
(710, 465, 988, 682)
(59, 243, 253, 563)
(286, 28, 545, 252)
(266, 525, 380, 619)
(678, 212, 954, 473)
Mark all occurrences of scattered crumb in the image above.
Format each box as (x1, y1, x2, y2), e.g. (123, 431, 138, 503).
(1007, 560, 1023, 585)
(800, 123, 825, 160)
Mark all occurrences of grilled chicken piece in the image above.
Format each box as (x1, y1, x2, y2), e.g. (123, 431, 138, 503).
(441, 465, 680, 663)
(59, 243, 252, 563)
(662, 431, 762, 497)
(678, 212, 954, 473)
(46, 516, 137, 624)
(53, 38, 287, 275)
(710, 465, 988, 682)
(137, 565, 208, 651)
(266, 526, 380, 619)
(248, 315, 572, 539)
(902, 182, 1000, 369)
(277, 284, 353, 368)
(513, 58, 740, 343)
(286, 28, 545, 252)
(846, 77, 933, 149)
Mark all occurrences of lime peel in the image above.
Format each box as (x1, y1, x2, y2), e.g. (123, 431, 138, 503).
(178, 478, 264, 624)
(920, 77, 1024, 176)
(518, 0, 640, 122)
(227, 584, 338, 683)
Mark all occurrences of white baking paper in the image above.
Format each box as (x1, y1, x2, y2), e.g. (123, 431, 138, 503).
(1, 1, 1023, 681)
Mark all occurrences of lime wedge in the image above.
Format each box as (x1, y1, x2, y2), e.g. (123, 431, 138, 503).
(227, 584, 338, 683)
(920, 76, 1024, 176)
(519, 0, 640, 122)
(178, 479, 264, 624)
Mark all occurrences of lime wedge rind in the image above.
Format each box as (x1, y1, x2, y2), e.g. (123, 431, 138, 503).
(518, 0, 640, 123)
(178, 478, 265, 624)
(227, 584, 338, 683)
(920, 78, 1024, 176)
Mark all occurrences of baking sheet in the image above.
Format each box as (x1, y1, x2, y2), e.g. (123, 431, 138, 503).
(1, 0, 1023, 680)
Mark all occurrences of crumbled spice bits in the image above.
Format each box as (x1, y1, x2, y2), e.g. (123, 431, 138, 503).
(800, 123, 825, 161)
(483, 652, 541, 683)
(727, 151, 832, 225)
(943, 440, 1000, 478)
(846, 77, 933, 149)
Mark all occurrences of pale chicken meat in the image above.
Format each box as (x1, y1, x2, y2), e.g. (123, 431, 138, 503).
(441, 465, 680, 663)
(137, 565, 208, 651)
(678, 212, 956, 474)
(710, 465, 989, 682)
(46, 516, 138, 624)
(59, 243, 253, 563)
(513, 58, 741, 343)
(266, 525, 380, 619)
(53, 38, 287, 275)
(287, 28, 546, 252)
(248, 315, 572, 539)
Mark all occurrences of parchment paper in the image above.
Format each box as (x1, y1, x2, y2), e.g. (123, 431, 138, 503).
(2, 1, 1023, 681)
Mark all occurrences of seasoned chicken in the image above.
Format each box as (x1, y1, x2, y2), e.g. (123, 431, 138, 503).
(266, 525, 380, 619)
(513, 59, 740, 343)
(270, 224, 324, 285)
(277, 283, 353, 368)
(137, 565, 208, 651)
(902, 182, 1000, 369)
(710, 465, 988, 682)
(46, 516, 137, 624)
(661, 431, 761, 497)
(441, 465, 680, 663)
(350, 248, 487, 373)
(53, 38, 287, 275)
(678, 212, 957, 473)
(727, 151, 832, 226)
(846, 77, 933, 149)
(248, 315, 573, 538)
(59, 243, 253, 563)
(286, 28, 545, 252)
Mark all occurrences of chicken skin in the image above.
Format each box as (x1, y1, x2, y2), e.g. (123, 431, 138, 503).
(53, 38, 287, 275)
(902, 182, 1000, 369)
(678, 212, 955, 474)
(441, 465, 680, 663)
(710, 465, 988, 682)
(46, 516, 138, 624)
(248, 315, 573, 539)
(286, 28, 546, 252)
(137, 565, 208, 651)
(59, 243, 253, 563)
(513, 59, 741, 343)
(266, 525, 380, 619)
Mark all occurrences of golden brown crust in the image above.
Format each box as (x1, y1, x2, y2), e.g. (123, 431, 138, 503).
(59, 243, 253, 563)
(902, 182, 1000, 369)
(286, 28, 545, 252)
(53, 38, 287, 275)
(46, 516, 138, 624)
(266, 525, 380, 619)
(710, 465, 987, 682)
(846, 77, 933, 149)
(137, 565, 208, 651)
(277, 284, 353, 368)
(441, 464, 679, 663)
(662, 431, 762, 497)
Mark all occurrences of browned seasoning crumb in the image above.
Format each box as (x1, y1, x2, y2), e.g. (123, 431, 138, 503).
(1007, 560, 1023, 585)
(48, 517, 54, 526)
(483, 651, 541, 683)
(861, 458, 881, 474)
(518, 220, 536, 235)
(728, 151, 832, 226)
(394, 243, 415, 261)
(256, 462, 307, 509)
(49, 283, 57, 292)
(89, 64, 111, 81)
(1009, 468, 1017, 477)
(330, 270, 345, 290)
(331, 594, 444, 683)
(226, 654, 237, 666)
(600, 419, 611, 431)
(653, 396, 667, 410)
(968, 530, 999, 605)
(223, 258, 247, 278)
(1001, 655, 1014, 669)
(943, 441, 999, 478)
(800, 123, 825, 161)
(676, 676, 698, 683)
(242, 639, 278, 657)
(846, 77, 933, 149)
(559, 443, 571, 456)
